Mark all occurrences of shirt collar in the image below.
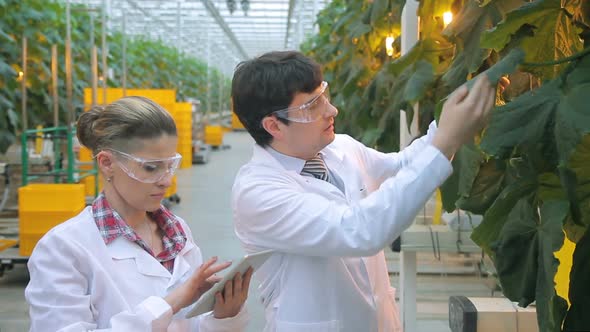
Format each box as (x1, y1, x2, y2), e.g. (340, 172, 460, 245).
(91, 192, 187, 257)
(264, 146, 308, 174)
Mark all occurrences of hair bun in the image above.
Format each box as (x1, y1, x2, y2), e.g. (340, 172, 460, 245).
(76, 106, 103, 151)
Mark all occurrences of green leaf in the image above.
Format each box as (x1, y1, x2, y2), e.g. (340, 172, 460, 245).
(565, 135, 590, 230)
(471, 157, 538, 255)
(480, 79, 559, 158)
(554, 55, 590, 163)
(443, 0, 523, 89)
(7, 109, 18, 128)
(491, 199, 568, 331)
(440, 142, 492, 213)
(481, 0, 583, 78)
(369, 0, 389, 26)
(436, 48, 525, 122)
(403, 60, 435, 103)
(456, 158, 505, 214)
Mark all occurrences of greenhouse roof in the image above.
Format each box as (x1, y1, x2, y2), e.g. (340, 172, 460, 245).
(76, 0, 329, 76)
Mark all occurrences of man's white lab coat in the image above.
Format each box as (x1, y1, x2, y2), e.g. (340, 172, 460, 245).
(232, 123, 452, 332)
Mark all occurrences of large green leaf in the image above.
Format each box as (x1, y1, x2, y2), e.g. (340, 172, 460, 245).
(471, 156, 537, 254)
(403, 60, 435, 103)
(554, 55, 590, 163)
(442, 0, 523, 89)
(491, 198, 568, 332)
(480, 79, 559, 158)
(456, 158, 505, 214)
(439, 143, 485, 212)
(481, 0, 583, 78)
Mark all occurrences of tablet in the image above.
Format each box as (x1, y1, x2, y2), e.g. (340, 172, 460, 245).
(185, 249, 275, 318)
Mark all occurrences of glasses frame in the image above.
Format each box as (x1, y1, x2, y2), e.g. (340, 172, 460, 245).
(107, 149, 182, 184)
(269, 81, 330, 123)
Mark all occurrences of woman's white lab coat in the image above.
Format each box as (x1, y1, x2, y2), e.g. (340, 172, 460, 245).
(25, 207, 248, 332)
(232, 122, 452, 332)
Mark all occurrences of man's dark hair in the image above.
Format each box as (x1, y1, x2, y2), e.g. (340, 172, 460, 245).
(231, 51, 323, 146)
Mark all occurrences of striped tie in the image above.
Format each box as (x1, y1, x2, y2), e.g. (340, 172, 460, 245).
(301, 154, 330, 182)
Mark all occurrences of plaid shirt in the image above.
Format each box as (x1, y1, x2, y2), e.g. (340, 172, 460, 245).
(92, 193, 187, 274)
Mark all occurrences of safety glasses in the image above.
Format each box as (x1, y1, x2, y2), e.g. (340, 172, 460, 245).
(108, 149, 182, 184)
(270, 81, 331, 123)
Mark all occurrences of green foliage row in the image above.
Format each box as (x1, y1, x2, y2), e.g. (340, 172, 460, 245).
(303, 0, 590, 330)
(0, 0, 230, 154)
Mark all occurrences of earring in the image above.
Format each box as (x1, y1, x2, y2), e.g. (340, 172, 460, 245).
(106, 177, 112, 182)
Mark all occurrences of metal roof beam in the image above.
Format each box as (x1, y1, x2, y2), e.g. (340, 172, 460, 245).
(200, 0, 248, 60)
(285, 0, 296, 48)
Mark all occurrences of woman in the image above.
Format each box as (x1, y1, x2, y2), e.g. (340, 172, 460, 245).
(25, 96, 251, 331)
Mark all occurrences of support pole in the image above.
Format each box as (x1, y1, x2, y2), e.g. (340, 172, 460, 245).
(65, 0, 73, 130)
(21, 37, 28, 132)
(101, 0, 108, 105)
(51, 45, 59, 127)
(399, 2, 420, 332)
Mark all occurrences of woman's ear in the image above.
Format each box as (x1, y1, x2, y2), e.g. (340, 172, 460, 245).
(261, 116, 284, 141)
(95, 151, 115, 178)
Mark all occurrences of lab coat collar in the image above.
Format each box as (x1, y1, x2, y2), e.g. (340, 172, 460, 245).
(168, 240, 196, 288)
(252, 137, 345, 170)
(108, 237, 171, 279)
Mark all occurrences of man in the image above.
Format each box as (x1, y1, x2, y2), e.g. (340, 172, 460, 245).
(230, 51, 498, 332)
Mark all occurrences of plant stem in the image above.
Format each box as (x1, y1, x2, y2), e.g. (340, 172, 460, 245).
(522, 47, 590, 67)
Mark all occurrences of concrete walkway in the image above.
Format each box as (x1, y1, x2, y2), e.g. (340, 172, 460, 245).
(0, 131, 499, 331)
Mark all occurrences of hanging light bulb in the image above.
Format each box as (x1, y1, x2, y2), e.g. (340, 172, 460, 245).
(385, 35, 395, 57)
(226, 0, 236, 14)
(443, 11, 453, 27)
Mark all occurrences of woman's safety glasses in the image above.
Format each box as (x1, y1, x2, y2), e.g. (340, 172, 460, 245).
(270, 81, 331, 123)
(109, 149, 182, 184)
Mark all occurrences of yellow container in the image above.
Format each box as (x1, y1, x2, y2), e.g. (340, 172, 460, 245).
(79, 146, 93, 162)
(180, 157, 192, 169)
(205, 125, 224, 147)
(232, 112, 245, 130)
(82, 174, 103, 196)
(18, 184, 86, 256)
(83, 88, 176, 107)
(165, 175, 177, 198)
(19, 184, 86, 212)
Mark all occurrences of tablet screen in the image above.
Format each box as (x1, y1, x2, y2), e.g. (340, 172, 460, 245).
(185, 249, 275, 318)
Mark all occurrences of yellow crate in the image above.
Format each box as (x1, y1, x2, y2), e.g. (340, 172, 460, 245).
(177, 130, 192, 139)
(19, 208, 84, 256)
(82, 175, 103, 196)
(174, 111, 192, 121)
(20, 208, 84, 234)
(79, 146, 93, 162)
(127, 89, 176, 104)
(232, 112, 245, 130)
(173, 102, 193, 112)
(83, 88, 177, 106)
(180, 157, 192, 169)
(165, 175, 177, 198)
(19, 232, 46, 256)
(19, 184, 86, 212)
(177, 140, 193, 150)
(84, 88, 124, 106)
(205, 125, 224, 147)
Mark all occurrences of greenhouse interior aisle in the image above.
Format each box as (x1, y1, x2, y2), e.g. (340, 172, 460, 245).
(0, 130, 502, 332)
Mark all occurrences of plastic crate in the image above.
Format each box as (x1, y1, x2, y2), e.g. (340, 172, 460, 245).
(18, 184, 86, 256)
(204, 125, 224, 147)
(19, 184, 85, 212)
(165, 175, 178, 198)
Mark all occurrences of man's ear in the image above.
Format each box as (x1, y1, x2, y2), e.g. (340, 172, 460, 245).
(261, 116, 284, 141)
